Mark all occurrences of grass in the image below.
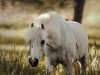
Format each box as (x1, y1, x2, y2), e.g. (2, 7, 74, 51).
(0, 36, 25, 45)
(0, 23, 28, 29)
(87, 45, 100, 75)
(0, 44, 100, 75)
(0, 50, 45, 75)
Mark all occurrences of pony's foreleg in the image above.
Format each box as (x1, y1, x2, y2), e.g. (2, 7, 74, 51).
(44, 57, 54, 75)
(63, 61, 75, 75)
(63, 66, 67, 75)
(63, 51, 75, 75)
(79, 55, 86, 75)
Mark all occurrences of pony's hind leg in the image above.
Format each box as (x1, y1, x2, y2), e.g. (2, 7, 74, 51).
(79, 55, 86, 75)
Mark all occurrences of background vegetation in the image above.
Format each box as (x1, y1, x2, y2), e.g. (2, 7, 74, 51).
(0, 0, 100, 75)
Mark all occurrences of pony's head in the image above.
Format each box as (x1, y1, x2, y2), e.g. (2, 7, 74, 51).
(26, 11, 59, 67)
(26, 23, 47, 67)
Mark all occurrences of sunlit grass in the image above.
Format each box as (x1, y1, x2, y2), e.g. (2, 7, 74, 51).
(0, 36, 25, 45)
(0, 44, 100, 75)
(0, 49, 45, 75)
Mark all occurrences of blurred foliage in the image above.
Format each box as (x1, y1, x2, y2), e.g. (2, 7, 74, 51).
(0, 0, 74, 10)
(0, 23, 28, 29)
(0, 36, 25, 45)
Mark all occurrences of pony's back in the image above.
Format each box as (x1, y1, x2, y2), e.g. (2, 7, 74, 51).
(67, 21, 88, 61)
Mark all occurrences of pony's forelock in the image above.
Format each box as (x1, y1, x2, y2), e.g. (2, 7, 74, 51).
(26, 26, 47, 44)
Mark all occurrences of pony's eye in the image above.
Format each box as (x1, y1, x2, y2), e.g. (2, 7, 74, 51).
(41, 40, 45, 45)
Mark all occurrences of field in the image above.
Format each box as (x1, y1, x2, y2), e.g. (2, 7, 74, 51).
(0, 24, 100, 75)
(0, 0, 100, 75)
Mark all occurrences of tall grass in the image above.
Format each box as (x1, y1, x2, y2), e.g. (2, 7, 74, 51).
(0, 49, 45, 75)
(0, 42, 100, 75)
(87, 42, 100, 75)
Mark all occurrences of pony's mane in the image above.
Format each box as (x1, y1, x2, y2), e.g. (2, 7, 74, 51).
(26, 27, 39, 43)
(37, 11, 65, 26)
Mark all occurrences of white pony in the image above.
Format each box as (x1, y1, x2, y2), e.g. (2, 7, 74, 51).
(26, 11, 88, 75)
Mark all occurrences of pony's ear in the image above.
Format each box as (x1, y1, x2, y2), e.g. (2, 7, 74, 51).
(31, 23, 34, 27)
(41, 24, 44, 29)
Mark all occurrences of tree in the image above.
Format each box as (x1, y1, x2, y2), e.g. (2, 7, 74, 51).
(1, 0, 6, 10)
(73, 0, 86, 23)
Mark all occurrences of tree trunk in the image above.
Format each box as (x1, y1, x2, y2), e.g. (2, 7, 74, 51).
(1, 0, 6, 10)
(73, 0, 85, 23)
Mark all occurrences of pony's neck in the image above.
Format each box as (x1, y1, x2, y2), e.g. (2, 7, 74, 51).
(45, 19, 69, 48)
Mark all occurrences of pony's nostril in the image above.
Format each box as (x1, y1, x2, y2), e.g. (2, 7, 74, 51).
(29, 58, 32, 64)
(34, 58, 38, 63)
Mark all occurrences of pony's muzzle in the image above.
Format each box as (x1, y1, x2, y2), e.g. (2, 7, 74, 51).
(29, 57, 39, 67)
